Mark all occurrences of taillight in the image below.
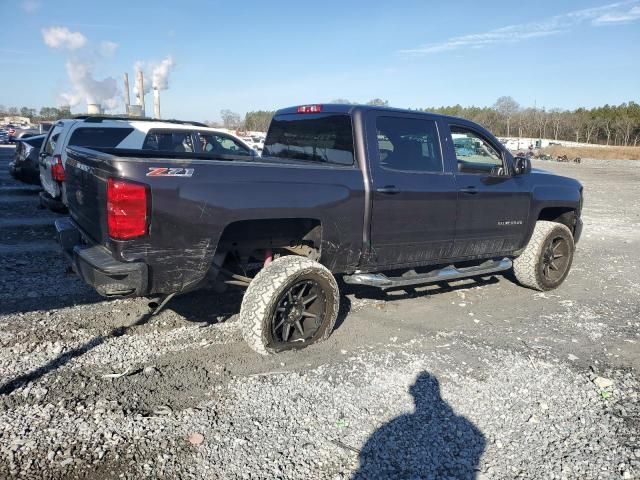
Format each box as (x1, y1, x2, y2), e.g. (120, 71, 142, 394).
(297, 104, 322, 113)
(51, 154, 65, 182)
(107, 178, 148, 240)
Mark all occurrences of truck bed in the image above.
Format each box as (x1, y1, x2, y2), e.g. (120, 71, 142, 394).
(64, 146, 366, 295)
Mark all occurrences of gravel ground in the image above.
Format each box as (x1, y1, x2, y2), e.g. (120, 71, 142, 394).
(0, 146, 638, 479)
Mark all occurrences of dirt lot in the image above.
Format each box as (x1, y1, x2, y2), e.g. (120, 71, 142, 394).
(0, 146, 638, 479)
(541, 145, 640, 161)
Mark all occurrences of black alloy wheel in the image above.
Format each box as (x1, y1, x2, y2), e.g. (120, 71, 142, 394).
(270, 279, 327, 349)
(541, 235, 571, 283)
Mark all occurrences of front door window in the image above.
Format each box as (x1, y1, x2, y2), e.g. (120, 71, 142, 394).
(451, 126, 505, 175)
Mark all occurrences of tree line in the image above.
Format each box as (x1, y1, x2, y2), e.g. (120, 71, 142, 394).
(423, 97, 640, 147)
(216, 98, 640, 146)
(6, 98, 639, 146)
(0, 105, 72, 121)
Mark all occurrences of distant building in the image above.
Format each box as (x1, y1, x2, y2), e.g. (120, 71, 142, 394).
(3, 116, 31, 126)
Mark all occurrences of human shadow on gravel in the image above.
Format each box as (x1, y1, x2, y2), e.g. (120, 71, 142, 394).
(0, 310, 154, 396)
(353, 372, 485, 480)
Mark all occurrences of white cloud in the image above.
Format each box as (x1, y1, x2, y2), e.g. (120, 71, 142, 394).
(593, 5, 640, 24)
(400, 1, 640, 55)
(21, 0, 40, 13)
(151, 56, 175, 90)
(42, 26, 87, 50)
(98, 40, 118, 57)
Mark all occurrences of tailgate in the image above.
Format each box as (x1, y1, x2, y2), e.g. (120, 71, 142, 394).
(65, 147, 116, 243)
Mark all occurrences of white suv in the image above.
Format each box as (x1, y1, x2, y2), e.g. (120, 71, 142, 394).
(39, 117, 255, 211)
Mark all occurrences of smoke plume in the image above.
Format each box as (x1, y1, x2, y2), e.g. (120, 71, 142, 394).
(58, 59, 121, 111)
(133, 55, 176, 97)
(152, 56, 175, 90)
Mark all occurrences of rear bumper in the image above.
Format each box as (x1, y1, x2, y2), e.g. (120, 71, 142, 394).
(40, 191, 67, 213)
(55, 218, 148, 297)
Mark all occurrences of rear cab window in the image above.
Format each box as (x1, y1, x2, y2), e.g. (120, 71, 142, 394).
(263, 113, 354, 166)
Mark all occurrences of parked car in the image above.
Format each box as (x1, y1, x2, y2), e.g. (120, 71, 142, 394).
(14, 129, 40, 140)
(9, 133, 46, 184)
(240, 135, 264, 154)
(7, 126, 17, 142)
(39, 116, 254, 212)
(56, 103, 583, 355)
(0, 130, 9, 144)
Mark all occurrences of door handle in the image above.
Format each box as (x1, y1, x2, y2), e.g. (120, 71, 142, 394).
(460, 186, 478, 195)
(376, 185, 400, 194)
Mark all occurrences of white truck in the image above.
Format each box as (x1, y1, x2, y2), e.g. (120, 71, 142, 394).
(38, 116, 255, 211)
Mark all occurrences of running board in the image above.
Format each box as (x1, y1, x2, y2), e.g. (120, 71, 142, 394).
(343, 258, 512, 290)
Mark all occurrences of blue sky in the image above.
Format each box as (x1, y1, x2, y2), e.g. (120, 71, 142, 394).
(0, 0, 639, 121)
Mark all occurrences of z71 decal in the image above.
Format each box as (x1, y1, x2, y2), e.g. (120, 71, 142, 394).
(147, 167, 195, 177)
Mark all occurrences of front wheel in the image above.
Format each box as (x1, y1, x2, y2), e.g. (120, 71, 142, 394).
(240, 256, 339, 355)
(513, 220, 575, 291)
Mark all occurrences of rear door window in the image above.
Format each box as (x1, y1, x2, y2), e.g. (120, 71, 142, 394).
(142, 129, 194, 152)
(263, 114, 354, 165)
(376, 116, 443, 172)
(197, 132, 252, 156)
(68, 127, 134, 148)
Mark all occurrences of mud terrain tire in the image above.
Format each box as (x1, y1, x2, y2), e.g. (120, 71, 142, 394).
(240, 256, 339, 355)
(513, 220, 574, 291)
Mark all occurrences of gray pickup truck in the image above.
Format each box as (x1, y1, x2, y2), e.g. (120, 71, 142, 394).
(56, 104, 583, 354)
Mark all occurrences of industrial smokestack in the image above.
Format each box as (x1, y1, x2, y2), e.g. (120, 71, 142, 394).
(87, 103, 102, 115)
(128, 105, 143, 117)
(136, 70, 145, 116)
(153, 87, 161, 119)
(123, 73, 131, 114)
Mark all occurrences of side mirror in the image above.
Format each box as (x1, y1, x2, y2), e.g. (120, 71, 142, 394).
(514, 156, 531, 175)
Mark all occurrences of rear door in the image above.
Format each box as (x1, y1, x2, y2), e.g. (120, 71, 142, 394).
(365, 112, 457, 268)
(444, 123, 531, 257)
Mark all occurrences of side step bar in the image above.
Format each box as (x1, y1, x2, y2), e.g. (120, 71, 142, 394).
(343, 258, 512, 290)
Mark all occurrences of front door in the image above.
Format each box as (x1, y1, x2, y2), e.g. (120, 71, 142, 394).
(446, 124, 531, 258)
(366, 113, 458, 268)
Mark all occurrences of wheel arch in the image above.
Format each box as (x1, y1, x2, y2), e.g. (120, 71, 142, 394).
(216, 217, 323, 260)
(537, 206, 578, 233)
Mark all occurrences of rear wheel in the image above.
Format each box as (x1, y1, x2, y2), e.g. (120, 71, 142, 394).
(240, 256, 339, 355)
(513, 220, 574, 291)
